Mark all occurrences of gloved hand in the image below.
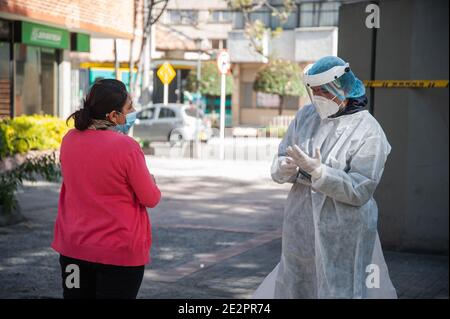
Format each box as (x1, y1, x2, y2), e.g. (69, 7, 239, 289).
(278, 156, 298, 176)
(286, 145, 323, 180)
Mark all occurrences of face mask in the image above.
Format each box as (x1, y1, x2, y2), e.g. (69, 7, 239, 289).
(312, 95, 342, 120)
(114, 111, 137, 134)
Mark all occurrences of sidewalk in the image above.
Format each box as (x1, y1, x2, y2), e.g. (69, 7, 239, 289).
(0, 158, 448, 299)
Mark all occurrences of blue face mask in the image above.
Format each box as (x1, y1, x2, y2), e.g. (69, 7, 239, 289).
(115, 111, 137, 134)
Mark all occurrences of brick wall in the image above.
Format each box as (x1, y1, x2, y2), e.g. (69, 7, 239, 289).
(0, 0, 134, 38)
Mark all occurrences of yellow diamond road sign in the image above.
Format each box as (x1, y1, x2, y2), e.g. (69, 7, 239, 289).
(157, 62, 176, 85)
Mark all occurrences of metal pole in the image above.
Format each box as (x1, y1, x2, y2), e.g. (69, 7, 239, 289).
(195, 49, 201, 146)
(219, 73, 226, 160)
(142, 0, 151, 103)
(176, 69, 181, 103)
(163, 83, 168, 105)
(114, 39, 120, 80)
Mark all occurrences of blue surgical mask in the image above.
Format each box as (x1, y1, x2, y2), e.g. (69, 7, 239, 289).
(115, 111, 137, 134)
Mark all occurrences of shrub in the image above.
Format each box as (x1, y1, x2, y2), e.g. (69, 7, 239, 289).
(0, 115, 71, 159)
(0, 115, 70, 216)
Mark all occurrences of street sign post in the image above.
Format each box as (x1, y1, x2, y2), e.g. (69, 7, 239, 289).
(217, 50, 231, 160)
(157, 62, 176, 105)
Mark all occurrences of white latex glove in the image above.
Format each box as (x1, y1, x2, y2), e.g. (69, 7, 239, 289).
(279, 156, 298, 176)
(286, 145, 323, 180)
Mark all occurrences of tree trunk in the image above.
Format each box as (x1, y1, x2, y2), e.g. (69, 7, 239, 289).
(114, 39, 120, 80)
(128, 0, 138, 95)
(278, 95, 284, 116)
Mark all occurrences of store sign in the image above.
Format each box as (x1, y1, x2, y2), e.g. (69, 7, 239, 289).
(21, 21, 69, 49)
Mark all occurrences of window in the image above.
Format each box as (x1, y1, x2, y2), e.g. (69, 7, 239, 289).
(167, 10, 198, 25)
(0, 41, 10, 118)
(249, 11, 271, 26)
(232, 2, 340, 29)
(185, 107, 204, 118)
(240, 82, 254, 108)
(233, 12, 245, 29)
(270, 8, 298, 30)
(299, 2, 340, 27)
(210, 10, 232, 23)
(14, 44, 57, 116)
(210, 39, 226, 50)
(256, 92, 299, 110)
(0, 19, 9, 40)
(256, 92, 280, 108)
(285, 96, 300, 110)
(299, 3, 315, 27)
(318, 2, 340, 27)
(138, 108, 155, 120)
(158, 107, 176, 119)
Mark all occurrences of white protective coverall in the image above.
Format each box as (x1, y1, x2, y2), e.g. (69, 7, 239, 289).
(253, 104, 397, 299)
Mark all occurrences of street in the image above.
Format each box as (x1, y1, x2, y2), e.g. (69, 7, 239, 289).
(0, 157, 447, 299)
(148, 137, 282, 162)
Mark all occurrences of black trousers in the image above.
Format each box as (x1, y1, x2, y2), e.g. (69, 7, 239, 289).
(59, 254, 145, 299)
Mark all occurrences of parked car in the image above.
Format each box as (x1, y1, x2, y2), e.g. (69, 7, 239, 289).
(133, 103, 213, 144)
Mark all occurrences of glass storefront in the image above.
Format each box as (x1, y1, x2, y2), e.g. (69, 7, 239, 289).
(0, 20, 72, 118)
(0, 19, 90, 119)
(14, 44, 57, 116)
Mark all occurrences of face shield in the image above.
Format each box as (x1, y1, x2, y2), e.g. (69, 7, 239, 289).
(303, 63, 351, 119)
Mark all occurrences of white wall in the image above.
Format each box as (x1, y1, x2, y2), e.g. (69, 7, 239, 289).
(228, 31, 267, 63)
(294, 27, 338, 62)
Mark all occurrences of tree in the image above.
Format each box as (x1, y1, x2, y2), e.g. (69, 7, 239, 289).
(227, 0, 295, 58)
(253, 59, 305, 115)
(186, 61, 233, 96)
(129, 0, 169, 98)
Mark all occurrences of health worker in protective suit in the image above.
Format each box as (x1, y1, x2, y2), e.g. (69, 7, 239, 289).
(253, 56, 397, 299)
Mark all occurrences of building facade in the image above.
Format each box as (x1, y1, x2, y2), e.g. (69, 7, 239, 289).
(0, 0, 135, 119)
(150, 0, 234, 123)
(228, 0, 342, 126)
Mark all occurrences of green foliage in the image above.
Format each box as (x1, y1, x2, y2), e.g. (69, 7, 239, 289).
(133, 136, 151, 149)
(0, 152, 60, 213)
(0, 115, 69, 214)
(0, 115, 71, 159)
(253, 59, 305, 97)
(186, 61, 233, 96)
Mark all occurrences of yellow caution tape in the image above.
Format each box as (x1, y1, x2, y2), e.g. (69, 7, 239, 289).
(363, 80, 449, 88)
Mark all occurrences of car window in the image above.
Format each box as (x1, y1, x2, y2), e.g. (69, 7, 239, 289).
(138, 108, 155, 120)
(184, 107, 204, 118)
(158, 107, 176, 119)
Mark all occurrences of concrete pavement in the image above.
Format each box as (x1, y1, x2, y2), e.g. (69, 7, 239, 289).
(0, 157, 448, 299)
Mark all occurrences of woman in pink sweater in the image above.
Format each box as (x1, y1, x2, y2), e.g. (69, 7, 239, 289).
(52, 79, 161, 299)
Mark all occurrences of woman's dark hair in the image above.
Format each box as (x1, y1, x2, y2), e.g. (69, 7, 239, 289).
(67, 79, 128, 130)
